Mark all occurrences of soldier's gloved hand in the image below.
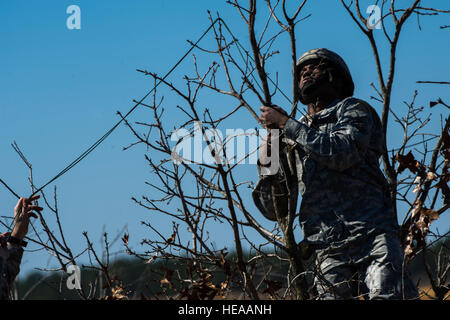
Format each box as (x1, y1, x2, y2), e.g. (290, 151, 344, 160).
(259, 105, 289, 129)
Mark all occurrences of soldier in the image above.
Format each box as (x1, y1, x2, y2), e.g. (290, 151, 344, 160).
(254, 48, 418, 299)
(0, 195, 41, 300)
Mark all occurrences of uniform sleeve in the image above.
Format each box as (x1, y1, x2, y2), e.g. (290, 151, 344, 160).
(6, 245, 23, 283)
(283, 98, 374, 172)
(0, 256, 9, 300)
(0, 245, 24, 300)
(253, 137, 300, 221)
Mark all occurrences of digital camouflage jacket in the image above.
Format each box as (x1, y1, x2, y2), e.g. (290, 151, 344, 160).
(0, 245, 23, 300)
(253, 97, 400, 249)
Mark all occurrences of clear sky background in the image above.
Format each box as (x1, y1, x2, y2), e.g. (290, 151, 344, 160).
(1, 0, 449, 279)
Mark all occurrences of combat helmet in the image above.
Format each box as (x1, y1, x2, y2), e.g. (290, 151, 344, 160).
(296, 48, 354, 104)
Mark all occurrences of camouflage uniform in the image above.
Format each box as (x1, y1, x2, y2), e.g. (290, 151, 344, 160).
(253, 96, 418, 299)
(0, 244, 23, 300)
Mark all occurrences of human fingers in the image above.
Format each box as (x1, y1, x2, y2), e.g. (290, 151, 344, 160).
(14, 198, 25, 215)
(260, 106, 276, 117)
(260, 115, 274, 128)
(24, 205, 43, 212)
(272, 105, 288, 116)
(260, 105, 272, 112)
(261, 106, 286, 124)
(259, 112, 271, 127)
(24, 194, 40, 205)
(261, 105, 284, 112)
(16, 209, 37, 221)
(24, 205, 42, 219)
(27, 211, 39, 219)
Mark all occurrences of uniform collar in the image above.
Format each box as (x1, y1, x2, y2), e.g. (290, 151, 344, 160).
(299, 98, 341, 125)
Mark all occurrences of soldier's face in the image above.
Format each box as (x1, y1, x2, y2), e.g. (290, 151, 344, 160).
(299, 62, 326, 90)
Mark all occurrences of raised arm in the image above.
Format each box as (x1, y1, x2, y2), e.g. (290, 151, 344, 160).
(284, 98, 375, 172)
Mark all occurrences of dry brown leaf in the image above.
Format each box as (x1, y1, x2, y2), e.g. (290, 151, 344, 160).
(423, 209, 439, 222)
(220, 279, 229, 290)
(426, 172, 436, 181)
(413, 184, 421, 193)
(144, 253, 158, 264)
(404, 244, 413, 257)
(121, 233, 129, 245)
(396, 151, 419, 174)
(262, 279, 282, 297)
(166, 232, 176, 244)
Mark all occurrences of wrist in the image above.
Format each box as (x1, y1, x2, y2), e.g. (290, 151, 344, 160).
(11, 228, 26, 241)
(6, 234, 28, 248)
(279, 115, 289, 129)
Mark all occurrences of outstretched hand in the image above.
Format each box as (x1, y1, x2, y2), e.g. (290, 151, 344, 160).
(11, 195, 42, 240)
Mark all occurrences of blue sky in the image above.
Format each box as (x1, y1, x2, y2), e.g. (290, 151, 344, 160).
(1, 0, 449, 279)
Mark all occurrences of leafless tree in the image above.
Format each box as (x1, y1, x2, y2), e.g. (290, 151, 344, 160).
(1, 0, 448, 300)
(121, 0, 448, 300)
(1, 143, 129, 300)
(339, 0, 449, 299)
